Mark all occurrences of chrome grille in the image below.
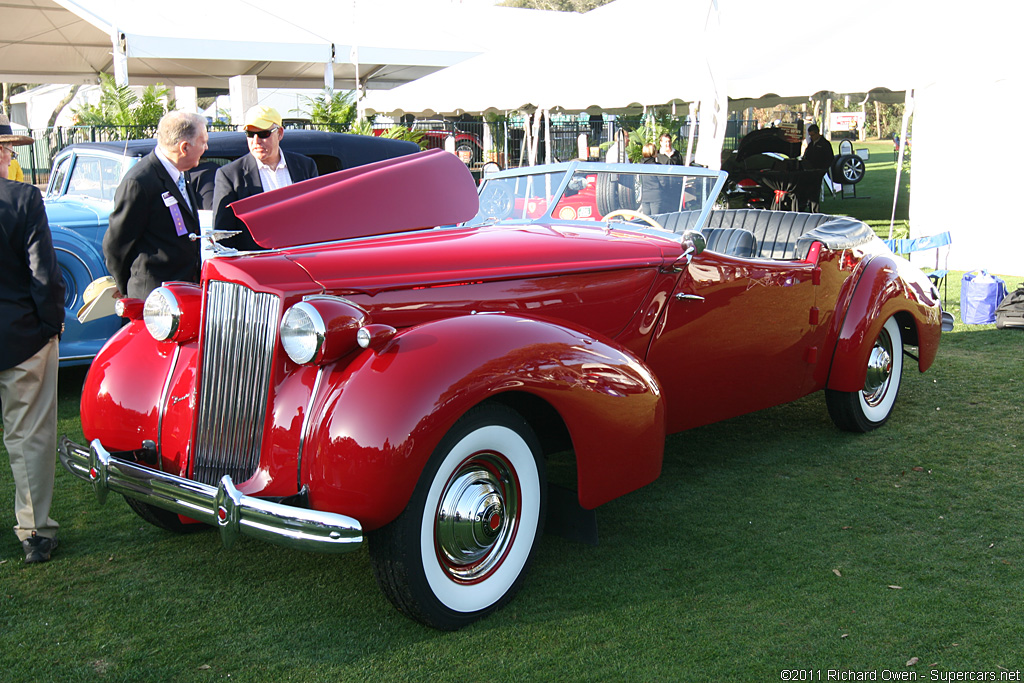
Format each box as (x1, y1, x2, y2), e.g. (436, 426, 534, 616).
(192, 281, 280, 485)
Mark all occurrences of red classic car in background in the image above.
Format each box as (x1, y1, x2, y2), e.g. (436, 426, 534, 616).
(374, 119, 484, 164)
(60, 150, 950, 630)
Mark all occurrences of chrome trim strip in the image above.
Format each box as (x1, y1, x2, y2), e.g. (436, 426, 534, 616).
(58, 437, 362, 554)
(155, 344, 181, 472)
(296, 365, 325, 492)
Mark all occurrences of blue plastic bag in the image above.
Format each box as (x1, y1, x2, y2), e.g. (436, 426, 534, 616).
(961, 270, 1008, 324)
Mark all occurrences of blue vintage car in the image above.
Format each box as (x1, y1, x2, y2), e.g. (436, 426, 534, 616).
(45, 130, 419, 366)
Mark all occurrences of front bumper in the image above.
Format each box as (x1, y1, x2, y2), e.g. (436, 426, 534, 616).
(58, 437, 362, 554)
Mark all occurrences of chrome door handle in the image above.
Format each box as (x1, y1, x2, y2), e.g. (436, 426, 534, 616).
(675, 293, 705, 302)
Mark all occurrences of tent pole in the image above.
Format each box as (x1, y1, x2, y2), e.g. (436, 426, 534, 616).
(685, 102, 698, 166)
(889, 89, 914, 239)
(544, 109, 552, 165)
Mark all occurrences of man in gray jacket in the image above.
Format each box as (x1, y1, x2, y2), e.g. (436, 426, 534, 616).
(0, 117, 66, 563)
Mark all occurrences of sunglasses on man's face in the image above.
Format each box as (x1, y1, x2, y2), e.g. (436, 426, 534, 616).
(245, 127, 278, 139)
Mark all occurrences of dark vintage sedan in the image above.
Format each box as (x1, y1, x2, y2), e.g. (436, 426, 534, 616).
(60, 151, 950, 629)
(44, 130, 418, 366)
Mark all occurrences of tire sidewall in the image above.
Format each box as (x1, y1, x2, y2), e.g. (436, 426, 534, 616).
(858, 316, 903, 425)
(400, 405, 546, 627)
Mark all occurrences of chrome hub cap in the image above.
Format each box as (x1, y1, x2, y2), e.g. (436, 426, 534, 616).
(863, 332, 893, 406)
(436, 454, 518, 582)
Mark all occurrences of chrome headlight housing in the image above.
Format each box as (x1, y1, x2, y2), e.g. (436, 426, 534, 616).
(280, 302, 326, 365)
(143, 287, 182, 341)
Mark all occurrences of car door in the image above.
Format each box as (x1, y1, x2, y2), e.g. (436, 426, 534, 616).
(646, 251, 821, 433)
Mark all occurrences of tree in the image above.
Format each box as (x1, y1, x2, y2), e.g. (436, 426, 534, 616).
(2, 82, 31, 117)
(46, 85, 81, 128)
(296, 88, 357, 131)
(72, 73, 174, 138)
(831, 94, 905, 140)
(349, 118, 426, 149)
(623, 109, 687, 162)
(500, 0, 612, 11)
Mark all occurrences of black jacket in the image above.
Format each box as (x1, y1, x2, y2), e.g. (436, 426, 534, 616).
(0, 178, 65, 371)
(640, 156, 668, 205)
(212, 152, 318, 251)
(803, 137, 835, 171)
(104, 151, 201, 300)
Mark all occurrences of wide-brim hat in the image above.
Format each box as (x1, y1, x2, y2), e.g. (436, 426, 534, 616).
(0, 114, 35, 146)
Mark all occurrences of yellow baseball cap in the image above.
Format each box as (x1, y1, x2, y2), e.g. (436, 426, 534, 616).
(244, 105, 282, 131)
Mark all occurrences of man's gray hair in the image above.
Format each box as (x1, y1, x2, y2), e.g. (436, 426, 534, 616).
(157, 111, 207, 149)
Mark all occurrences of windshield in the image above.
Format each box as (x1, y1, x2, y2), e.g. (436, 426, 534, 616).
(466, 161, 727, 230)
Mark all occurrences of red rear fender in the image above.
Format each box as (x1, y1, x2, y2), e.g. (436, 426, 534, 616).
(827, 255, 943, 392)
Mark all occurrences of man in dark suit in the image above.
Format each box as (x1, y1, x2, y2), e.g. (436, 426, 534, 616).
(799, 123, 835, 213)
(0, 121, 66, 563)
(103, 111, 208, 299)
(213, 105, 318, 251)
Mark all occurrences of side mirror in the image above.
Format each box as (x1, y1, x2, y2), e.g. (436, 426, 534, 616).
(668, 231, 706, 272)
(682, 230, 706, 257)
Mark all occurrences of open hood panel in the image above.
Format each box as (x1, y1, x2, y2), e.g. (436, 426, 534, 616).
(231, 149, 479, 249)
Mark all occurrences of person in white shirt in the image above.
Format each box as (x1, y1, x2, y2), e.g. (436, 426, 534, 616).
(212, 105, 318, 251)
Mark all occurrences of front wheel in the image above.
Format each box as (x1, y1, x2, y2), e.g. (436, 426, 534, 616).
(369, 403, 546, 630)
(826, 316, 904, 432)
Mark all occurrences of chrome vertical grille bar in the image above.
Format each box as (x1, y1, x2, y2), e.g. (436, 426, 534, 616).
(192, 281, 280, 486)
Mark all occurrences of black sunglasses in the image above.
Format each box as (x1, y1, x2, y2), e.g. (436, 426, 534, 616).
(245, 127, 278, 139)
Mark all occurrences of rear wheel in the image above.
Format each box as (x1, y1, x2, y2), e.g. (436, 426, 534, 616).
(370, 404, 546, 630)
(826, 316, 903, 432)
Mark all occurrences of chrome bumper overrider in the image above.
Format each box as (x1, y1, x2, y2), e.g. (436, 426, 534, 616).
(58, 437, 362, 554)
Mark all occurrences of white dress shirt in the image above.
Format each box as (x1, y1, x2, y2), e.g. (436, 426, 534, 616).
(256, 153, 292, 193)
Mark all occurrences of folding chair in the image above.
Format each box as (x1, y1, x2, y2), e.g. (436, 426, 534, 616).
(897, 232, 953, 305)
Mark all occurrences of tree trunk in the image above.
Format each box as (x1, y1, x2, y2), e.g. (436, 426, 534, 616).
(47, 84, 81, 129)
(874, 100, 882, 139)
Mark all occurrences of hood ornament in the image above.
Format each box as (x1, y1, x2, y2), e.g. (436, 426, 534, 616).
(191, 229, 242, 256)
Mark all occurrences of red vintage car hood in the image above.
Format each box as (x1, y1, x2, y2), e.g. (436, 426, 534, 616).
(231, 149, 479, 249)
(283, 222, 681, 295)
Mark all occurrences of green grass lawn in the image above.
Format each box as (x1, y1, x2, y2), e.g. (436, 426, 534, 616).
(2, 143, 1022, 681)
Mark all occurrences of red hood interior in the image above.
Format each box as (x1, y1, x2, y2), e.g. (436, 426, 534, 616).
(230, 149, 480, 249)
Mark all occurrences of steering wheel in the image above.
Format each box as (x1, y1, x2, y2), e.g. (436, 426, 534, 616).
(479, 183, 514, 220)
(603, 209, 665, 232)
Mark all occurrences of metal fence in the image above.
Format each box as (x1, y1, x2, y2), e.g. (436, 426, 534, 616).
(17, 118, 760, 187)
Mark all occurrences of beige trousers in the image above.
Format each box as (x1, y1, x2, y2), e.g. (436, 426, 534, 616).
(1, 336, 60, 542)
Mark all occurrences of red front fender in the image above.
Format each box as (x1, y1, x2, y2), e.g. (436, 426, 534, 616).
(827, 254, 943, 393)
(301, 314, 665, 530)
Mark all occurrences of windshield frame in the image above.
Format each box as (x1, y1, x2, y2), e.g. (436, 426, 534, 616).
(467, 160, 728, 236)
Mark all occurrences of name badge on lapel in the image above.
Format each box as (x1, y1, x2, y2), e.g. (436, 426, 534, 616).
(162, 191, 188, 237)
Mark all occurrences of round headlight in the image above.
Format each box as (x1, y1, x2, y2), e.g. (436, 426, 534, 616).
(143, 287, 181, 341)
(280, 302, 326, 364)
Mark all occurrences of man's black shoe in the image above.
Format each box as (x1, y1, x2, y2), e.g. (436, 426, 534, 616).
(22, 533, 58, 564)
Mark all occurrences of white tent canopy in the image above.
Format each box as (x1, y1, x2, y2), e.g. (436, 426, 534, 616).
(1, 0, 531, 90)
(720, 0, 919, 102)
(719, 0, 1024, 276)
(366, 0, 720, 116)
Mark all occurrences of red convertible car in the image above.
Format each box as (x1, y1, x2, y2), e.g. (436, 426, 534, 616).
(60, 150, 951, 630)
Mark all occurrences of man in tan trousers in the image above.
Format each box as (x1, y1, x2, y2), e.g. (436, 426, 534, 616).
(0, 116, 65, 563)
